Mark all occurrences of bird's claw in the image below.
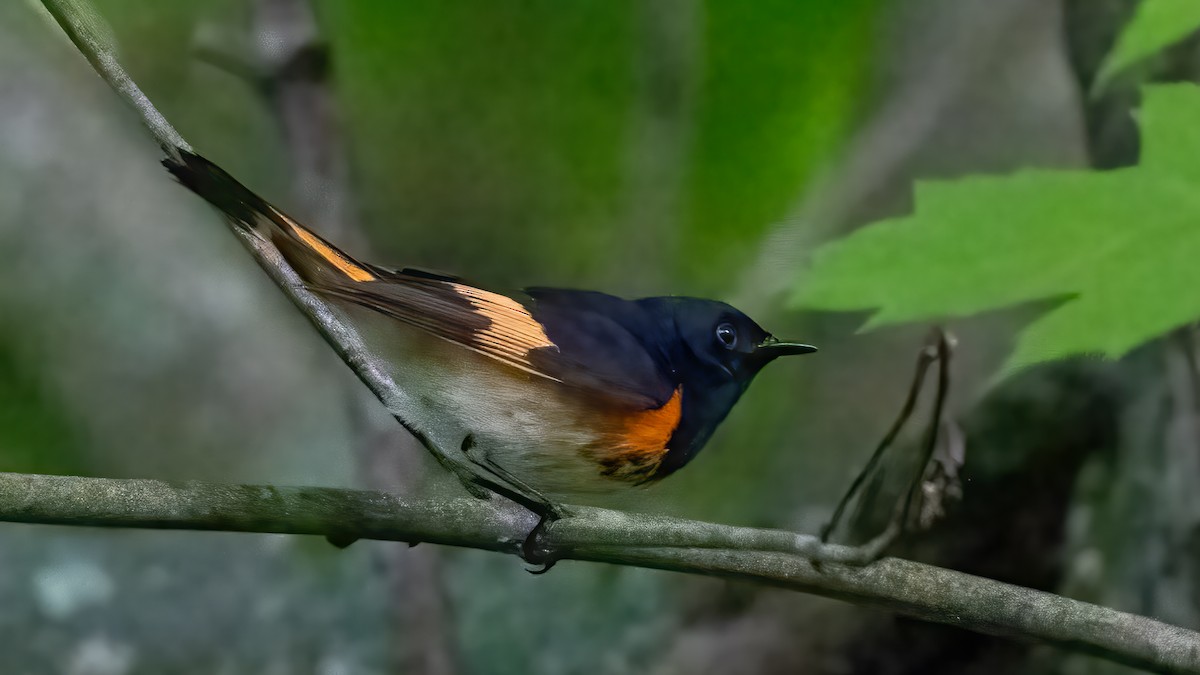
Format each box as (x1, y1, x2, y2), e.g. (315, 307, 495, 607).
(520, 511, 562, 574)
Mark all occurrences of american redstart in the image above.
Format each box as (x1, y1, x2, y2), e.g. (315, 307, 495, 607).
(163, 149, 816, 556)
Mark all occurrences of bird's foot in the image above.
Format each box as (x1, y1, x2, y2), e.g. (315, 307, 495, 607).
(521, 509, 563, 575)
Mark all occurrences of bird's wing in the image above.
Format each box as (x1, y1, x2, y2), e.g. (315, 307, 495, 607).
(161, 150, 675, 410)
(316, 277, 676, 410)
(523, 288, 678, 407)
(313, 275, 559, 381)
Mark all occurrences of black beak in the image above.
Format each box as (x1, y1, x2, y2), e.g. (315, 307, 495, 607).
(754, 336, 818, 359)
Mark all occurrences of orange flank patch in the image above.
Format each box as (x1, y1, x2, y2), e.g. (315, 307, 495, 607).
(592, 387, 683, 481)
(620, 387, 683, 456)
(273, 208, 376, 282)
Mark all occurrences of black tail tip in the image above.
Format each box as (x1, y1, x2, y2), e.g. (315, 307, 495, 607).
(161, 147, 200, 185)
(161, 148, 266, 226)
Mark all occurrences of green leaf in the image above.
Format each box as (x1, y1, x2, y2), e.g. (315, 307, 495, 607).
(1095, 0, 1200, 93)
(794, 84, 1200, 377)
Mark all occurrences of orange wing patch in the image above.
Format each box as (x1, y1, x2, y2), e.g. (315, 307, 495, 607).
(450, 283, 558, 371)
(590, 387, 683, 482)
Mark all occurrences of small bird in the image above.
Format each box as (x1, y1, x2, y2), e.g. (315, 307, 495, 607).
(163, 149, 815, 549)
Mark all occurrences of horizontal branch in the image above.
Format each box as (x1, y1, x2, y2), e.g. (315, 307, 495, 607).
(3, 471, 1199, 674)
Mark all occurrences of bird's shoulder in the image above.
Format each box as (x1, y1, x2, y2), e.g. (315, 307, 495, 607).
(522, 287, 678, 409)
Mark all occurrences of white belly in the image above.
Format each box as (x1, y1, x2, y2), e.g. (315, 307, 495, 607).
(362, 318, 608, 495)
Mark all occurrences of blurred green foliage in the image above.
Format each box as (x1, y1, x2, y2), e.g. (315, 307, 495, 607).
(317, 1, 877, 294)
(318, 1, 636, 283)
(0, 337, 83, 474)
(796, 84, 1200, 378)
(683, 1, 874, 287)
(91, 0, 288, 197)
(1094, 0, 1200, 93)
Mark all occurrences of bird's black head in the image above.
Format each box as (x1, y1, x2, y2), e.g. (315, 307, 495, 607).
(636, 296, 816, 477)
(644, 297, 816, 390)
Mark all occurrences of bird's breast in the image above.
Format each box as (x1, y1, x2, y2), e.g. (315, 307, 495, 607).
(458, 379, 684, 493)
(579, 387, 683, 483)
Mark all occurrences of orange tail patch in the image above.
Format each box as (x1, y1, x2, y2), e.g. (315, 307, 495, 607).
(269, 207, 376, 282)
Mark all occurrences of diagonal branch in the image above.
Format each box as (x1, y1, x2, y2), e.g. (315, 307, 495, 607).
(2, 471, 1200, 674)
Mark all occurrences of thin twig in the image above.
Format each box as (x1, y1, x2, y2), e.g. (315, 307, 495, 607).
(897, 330, 954, 533)
(821, 331, 944, 542)
(837, 330, 953, 566)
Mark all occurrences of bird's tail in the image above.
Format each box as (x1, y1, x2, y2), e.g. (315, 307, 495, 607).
(162, 149, 378, 284)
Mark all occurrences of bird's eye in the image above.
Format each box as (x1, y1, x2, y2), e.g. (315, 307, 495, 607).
(715, 323, 738, 350)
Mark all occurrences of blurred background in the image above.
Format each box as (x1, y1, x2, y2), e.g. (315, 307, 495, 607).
(0, 0, 1191, 673)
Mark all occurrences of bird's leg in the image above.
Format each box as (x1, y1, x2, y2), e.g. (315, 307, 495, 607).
(460, 435, 569, 573)
(395, 417, 493, 500)
(429, 446, 495, 501)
